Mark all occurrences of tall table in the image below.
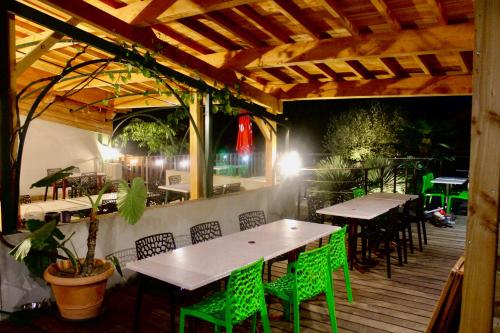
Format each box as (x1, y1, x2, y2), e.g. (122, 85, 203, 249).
(127, 219, 338, 332)
(20, 200, 92, 220)
(431, 177, 468, 208)
(158, 182, 234, 201)
(316, 193, 417, 277)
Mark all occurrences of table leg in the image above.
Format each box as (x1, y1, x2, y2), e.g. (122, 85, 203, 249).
(133, 274, 144, 333)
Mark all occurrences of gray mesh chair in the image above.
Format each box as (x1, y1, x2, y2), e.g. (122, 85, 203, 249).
(190, 221, 222, 244)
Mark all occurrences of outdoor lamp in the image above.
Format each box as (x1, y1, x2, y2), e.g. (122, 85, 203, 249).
(155, 159, 165, 167)
(99, 144, 121, 161)
(279, 151, 302, 177)
(179, 159, 190, 169)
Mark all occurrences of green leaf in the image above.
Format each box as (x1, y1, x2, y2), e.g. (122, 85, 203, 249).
(30, 166, 75, 188)
(59, 246, 78, 271)
(9, 238, 32, 261)
(108, 72, 115, 81)
(30, 221, 57, 244)
(109, 256, 123, 277)
(117, 178, 147, 225)
(26, 219, 45, 232)
(52, 228, 65, 240)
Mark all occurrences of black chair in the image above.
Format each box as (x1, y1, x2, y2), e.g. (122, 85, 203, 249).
(105, 248, 137, 269)
(66, 176, 80, 198)
(225, 183, 241, 194)
(167, 175, 184, 202)
(212, 185, 224, 196)
(19, 195, 31, 204)
(44, 168, 62, 201)
(190, 221, 222, 244)
(408, 195, 428, 252)
(99, 199, 118, 214)
(168, 175, 181, 185)
(238, 210, 266, 231)
(238, 210, 286, 282)
(80, 172, 99, 195)
(135, 233, 176, 260)
(147, 192, 165, 206)
(306, 194, 329, 246)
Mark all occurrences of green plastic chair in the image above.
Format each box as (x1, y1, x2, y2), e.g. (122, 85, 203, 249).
(329, 225, 353, 303)
(446, 190, 469, 214)
(352, 187, 365, 198)
(264, 245, 338, 333)
(421, 173, 445, 208)
(179, 258, 271, 333)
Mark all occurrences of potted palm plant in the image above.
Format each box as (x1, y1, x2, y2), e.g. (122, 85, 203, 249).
(10, 170, 147, 320)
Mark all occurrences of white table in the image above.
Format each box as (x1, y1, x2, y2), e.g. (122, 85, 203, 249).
(66, 192, 117, 206)
(127, 219, 338, 290)
(158, 182, 230, 201)
(20, 200, 91, 219)
(431, 177, 468, 197)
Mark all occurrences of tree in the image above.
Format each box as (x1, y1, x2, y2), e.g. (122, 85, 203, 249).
(322, 101, 403, 161)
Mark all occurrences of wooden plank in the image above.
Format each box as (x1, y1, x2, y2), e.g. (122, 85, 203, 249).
(319, 0, 359, 36)
(379, 57, 409, 78)
(273, 0, 322, 40)
(314, 63, 343, 81)
(345, 60, 375, 79)
(205, 11, 266, 48)
(233, 5, 293, 44)
(152, 24, 214, 55)
(38, 0, 279, 109)
(425, 0, 447, 25)
(128, 0, 176, 26)
(189, 93, 203, 200)
(197, 24, 474, 70)
(288, 65, 319, 81)
(369, 0, 401, 32)
(273, 75, 472, 99)
(460, 0, 500, 332)
(179, 17, 242, 50)
(262, 67, 294, 84)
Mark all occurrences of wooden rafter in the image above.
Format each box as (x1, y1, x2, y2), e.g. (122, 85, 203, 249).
(379, 57, 409, 78)
(205, 11, 266, 48)
(152, 24, 214, 55)
(345, 60, 375, 79)
(197, 24, 474, 70)
(272, 75, 472, 100)
(37, 0, 279, 109)
(273, 0, 323, 40)
(369, 0, 401, 32)
(457, 51, 472, 73)
(319, 0, 359, 36)
(262, 67, 294, 84)
(232, 5, 293, 44)
(414, 55, 434, 75)
(127, 0, 176, 26)
(314, 63, 343, 81)
(425, 0, 447, 25)
(287, 65, 319, 81)
(179, 17, 242, 50)
(108, 0, 261, 25)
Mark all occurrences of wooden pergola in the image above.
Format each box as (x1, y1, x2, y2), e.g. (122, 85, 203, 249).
(0, 0, 498, 332)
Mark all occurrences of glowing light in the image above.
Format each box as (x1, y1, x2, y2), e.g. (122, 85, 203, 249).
(223, 154, 228, 160)
(179, 160, 189, 168)
(129, 159, 138, 166)
(154, 159, 165, 167)
(242, 154, 250, 163)
(278, 151, 302, 177)
(99, 144, 121, 161)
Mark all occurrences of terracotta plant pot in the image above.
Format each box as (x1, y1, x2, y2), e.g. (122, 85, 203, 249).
(43, 259, 114, 320)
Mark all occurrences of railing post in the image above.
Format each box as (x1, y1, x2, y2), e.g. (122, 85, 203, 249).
(380, 167, 385, 192)
(393, 165, 397, 193)
(364, 168, 368, 194)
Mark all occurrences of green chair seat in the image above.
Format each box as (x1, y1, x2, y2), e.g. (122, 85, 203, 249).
(446, 190, 469, 214)
(264, 245, 338, 333)
(352, 187, 365, 198)
(421, 173, 445, 208)
(179, 258, 271, 333)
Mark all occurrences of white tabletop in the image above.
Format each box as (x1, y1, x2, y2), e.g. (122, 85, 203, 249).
(20, 200, 91, 218)
(158, 182, 228, 194)
(69, 172, 106, 178)
(431, 177, 468, 185)
(126, 219, 339, 290)
(66, 193, 117, 205)
(316, 193, 414, 220)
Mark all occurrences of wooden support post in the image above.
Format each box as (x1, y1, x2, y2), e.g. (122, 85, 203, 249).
(204, 93, 213, 198)
(254, 117, 277, 185)
(459, 1, 500, 332)
(0, 8, 18, 233)
(189, 93, 204, 200)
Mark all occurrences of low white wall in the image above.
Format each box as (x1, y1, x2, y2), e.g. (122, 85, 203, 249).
(19, 117, 102, 196)
(165, 170, 268, 191)
(0, 182, 298, 312)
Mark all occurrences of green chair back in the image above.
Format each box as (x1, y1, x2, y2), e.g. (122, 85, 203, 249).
(294, 245, 331, 302)
(329, 225, 348, 270)
(226, 258, 266, 323)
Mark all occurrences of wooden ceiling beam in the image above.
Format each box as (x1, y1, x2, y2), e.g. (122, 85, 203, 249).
(37, 0, 278, 109)
(314, 63, 343, 81)
(233, 5, 293, 44)
(369, 0, 401, 32)
(179, 17, 242, 50)
(273, 0, 323, 40)
(128, 0, 176, 26)
(109, 0, 261, 25)
(457, 51, 472, 73)
(288, 65, 320, 81)
(414, 55, 433, 75)
(197, 23, 474, 70)
(205, 11, 266, 48)
(319, 0, 359, 36)
(345, 60, 375, 79)
(53, 72, 155, 91)
(152, 24, 214, 55)
(425, 0, 447, 25)
(272, 75, 472, 100)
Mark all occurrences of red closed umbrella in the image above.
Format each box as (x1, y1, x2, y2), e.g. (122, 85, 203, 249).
(236, 111, 253, 155)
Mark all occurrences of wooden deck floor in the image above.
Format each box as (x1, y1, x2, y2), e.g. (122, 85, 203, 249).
(0, 217, 465, 333)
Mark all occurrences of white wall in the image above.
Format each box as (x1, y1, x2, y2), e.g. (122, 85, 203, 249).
(0, 183, 298, 312)
(19, 117, 102, 196)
